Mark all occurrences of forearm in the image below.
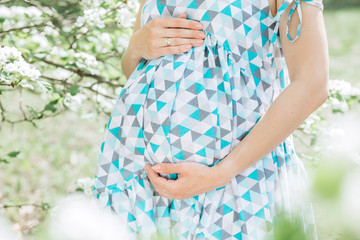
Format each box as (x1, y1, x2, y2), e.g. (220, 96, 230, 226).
(213, 79, 328, 186)
(121, 32, 143, 80)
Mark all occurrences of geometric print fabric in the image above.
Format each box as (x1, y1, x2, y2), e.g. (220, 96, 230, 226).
(93, 0, 323, 239)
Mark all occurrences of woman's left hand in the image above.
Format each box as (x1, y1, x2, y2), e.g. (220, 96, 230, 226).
(144, 162, 228, 200)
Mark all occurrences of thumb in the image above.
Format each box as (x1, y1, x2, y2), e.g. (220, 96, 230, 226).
(152, 163, 183, 173)
(177, 12, 187, 18)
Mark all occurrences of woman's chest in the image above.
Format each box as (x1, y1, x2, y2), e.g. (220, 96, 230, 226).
(140, 0, 274, 32)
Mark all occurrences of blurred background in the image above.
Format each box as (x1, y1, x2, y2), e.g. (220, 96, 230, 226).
(0, 0, 359, 239)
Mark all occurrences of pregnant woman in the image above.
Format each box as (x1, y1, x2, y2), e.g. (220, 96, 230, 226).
(92, 0, 328, 239)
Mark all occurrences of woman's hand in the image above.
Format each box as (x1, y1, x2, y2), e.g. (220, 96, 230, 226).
(128, 11, 206, 61)
(144, 161, 229, 200)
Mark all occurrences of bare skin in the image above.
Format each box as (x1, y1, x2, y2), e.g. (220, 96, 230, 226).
(120, 0, 206, 79)
(124, 0, 330, 200)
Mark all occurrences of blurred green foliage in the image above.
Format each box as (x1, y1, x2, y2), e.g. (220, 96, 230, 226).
(324, 0, 360, 9)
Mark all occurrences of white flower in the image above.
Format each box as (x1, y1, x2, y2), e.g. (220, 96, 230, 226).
(0, 6, 42, 19)
(18, 63, 41, 80)
(127, 0, 140, 11)
(0, 46, 41, 81)
(99, 32, 111, 45)
(0, 46, 22, 65)
(300, 112, 321, 134)
(116, 6, 135, 28)
(73, 52, 99, 74)
(329, 79, 353, 98)
(32, 34, 50, 49)
(329, 79, 360, 100)
(91, 85, 115, 112)
(79, 0, 102, 8)
(74, 16, 86, 27)
(74, 52, 98, 67)
(0, 6, 44, 31)
(4, 62, 19, 73)
(116, 36, 129, 52)
(75, 177, 94, 196)
(75, 8, 107, 29)
(351, 87, 360, 97)
(50, 46, 70, 58)
(330, 97, 349, 112)
(63, 92, 87, 111)
(19, 79, 35, 90)
(43, 26, 59, 37)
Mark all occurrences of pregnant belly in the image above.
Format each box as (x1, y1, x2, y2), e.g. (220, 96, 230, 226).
(115, 43, 260, 170)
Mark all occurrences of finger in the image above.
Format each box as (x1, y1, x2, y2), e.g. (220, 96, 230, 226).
(146, 164, 169, 186)
(162, 28, 206, 39)
(176, 12, 187, 19)
(157, 44, 192, 56)
(153, 186, 171, 198)
(164, 37, 204, 47)
(152, 163, 183, 174)
(145, 164, 159, 182)
(147, 168, 178, 193)
(145, 165, 163, 191)
(159, 17, 204, 30)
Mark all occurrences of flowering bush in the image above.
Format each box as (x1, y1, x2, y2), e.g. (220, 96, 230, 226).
(0, 46, 42, 89)
(0, 0, 137, 126)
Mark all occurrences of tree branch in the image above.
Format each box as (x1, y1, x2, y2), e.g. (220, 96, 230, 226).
(0, 202, 52, 211)
(0, 23, 49, 35)
(41, 75, 116, 99)
(36, 57, 124, 87)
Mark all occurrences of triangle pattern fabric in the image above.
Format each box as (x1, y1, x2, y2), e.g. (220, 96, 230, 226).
(93, 0, 322, 239)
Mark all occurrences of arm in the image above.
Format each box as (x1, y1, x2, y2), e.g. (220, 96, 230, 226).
(145, 0, 329, 199)
(120, 0, 146, 79)
(121, 1, 205, 80)
(213, 0, 329, 185)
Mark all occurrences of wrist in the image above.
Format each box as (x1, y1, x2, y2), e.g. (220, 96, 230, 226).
(210, 158, 237, 189)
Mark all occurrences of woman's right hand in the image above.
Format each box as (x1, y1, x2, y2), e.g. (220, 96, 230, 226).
(128, 12, 206, 61)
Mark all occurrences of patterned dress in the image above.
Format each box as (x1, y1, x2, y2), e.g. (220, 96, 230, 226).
(92, 0, 323, 239)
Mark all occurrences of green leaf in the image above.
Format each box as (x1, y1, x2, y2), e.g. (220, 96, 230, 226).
(43, 103, 57, 113)
(26, 105, 42, 118)
(68, 85, 80, 96)
(40, 202, 51, 211)
(7, 151, 20, 158)
(37, 80, 52, 93)
(0, 158, 9, 164)
(49, 99, 59, 105)
(42, 99, 59, 113)
(310, 137, 317, 146)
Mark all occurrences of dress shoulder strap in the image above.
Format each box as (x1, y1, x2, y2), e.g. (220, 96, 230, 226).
(271, 0, 324, 42)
